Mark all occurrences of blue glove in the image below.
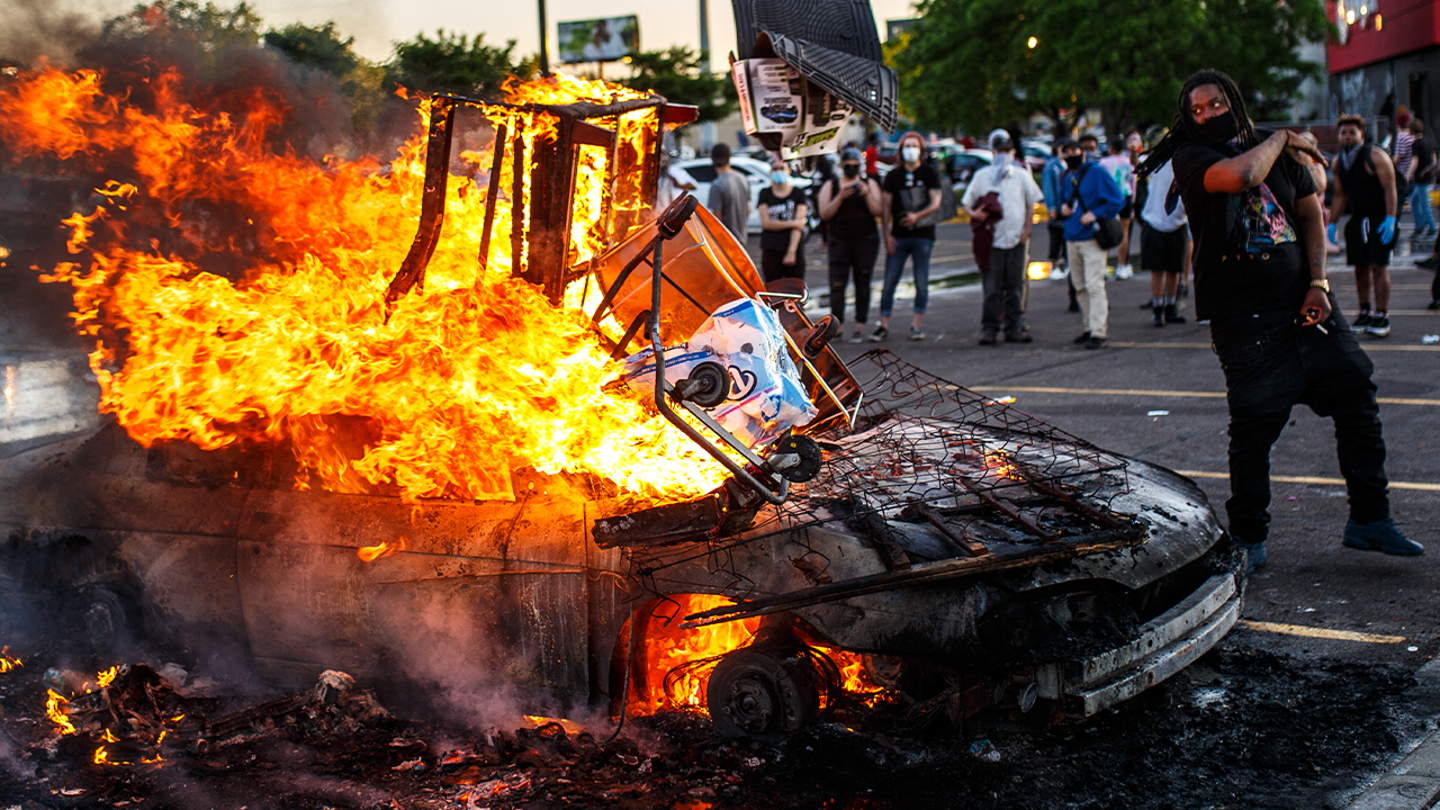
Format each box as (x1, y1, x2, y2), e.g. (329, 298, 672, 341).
(1327, 223, 1337, 244)
(1378, 215, 1397, 245)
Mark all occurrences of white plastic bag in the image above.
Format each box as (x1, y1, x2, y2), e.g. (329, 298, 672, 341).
(623, 298, 818, 448)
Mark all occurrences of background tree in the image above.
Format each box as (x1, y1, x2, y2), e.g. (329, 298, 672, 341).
(384, 30, 516, 98)
(892, 0, 1333, 138)
(618, 46, 737, 124)
(98, 0, 262, 51)
(264, 22, 384, 137)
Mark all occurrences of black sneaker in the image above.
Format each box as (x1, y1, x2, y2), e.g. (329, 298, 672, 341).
(1073, 331, 1092, 344)
(1163, 304, 1187, 324)
(1366, 315, 1391, 337)
(908, 327, 926, 341)
(868, 326, 889, 343)
(1153, 308, 1165, 327)
(978, 331, 998, 345)
(1084, 336, 1108, 350)
(1353, 312, 1374, 329)
(1343, 517, 1424, 556)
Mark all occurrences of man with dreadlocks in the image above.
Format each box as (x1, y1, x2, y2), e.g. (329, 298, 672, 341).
(1143, 70, 1422, 573)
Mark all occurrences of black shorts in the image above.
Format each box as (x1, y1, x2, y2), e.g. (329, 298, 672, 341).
(1119, 198, 1135, 219)
(1140, 223, 1189, 273)
(1344, 214, 1397, 267)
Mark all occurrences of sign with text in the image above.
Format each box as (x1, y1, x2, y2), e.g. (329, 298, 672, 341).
(732, 58, 851, 158)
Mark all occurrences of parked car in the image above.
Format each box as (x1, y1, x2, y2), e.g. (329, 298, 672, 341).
(671, 156, 813, 235)
(1020, 141, 1052, 174)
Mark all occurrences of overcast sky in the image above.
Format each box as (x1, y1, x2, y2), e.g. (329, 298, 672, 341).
(5, 0, 920, 67)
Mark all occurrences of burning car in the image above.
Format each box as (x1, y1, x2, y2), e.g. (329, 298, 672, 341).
(0, 68, 1242, 742)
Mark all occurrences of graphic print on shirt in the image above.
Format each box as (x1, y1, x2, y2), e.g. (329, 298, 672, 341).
(1239, 182, 1297, 252)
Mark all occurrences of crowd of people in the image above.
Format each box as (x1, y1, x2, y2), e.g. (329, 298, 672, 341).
(679, 68, 1428, 569)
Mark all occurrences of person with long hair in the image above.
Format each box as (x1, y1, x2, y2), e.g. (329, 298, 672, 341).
(1142, 70, 1422, 572)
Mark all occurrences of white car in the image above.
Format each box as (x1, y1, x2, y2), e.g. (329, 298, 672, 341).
(671, 156, 812, 235)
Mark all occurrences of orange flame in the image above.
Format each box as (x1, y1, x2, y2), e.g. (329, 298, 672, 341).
(357, 536, 405, 562)
(46, 689, 76, 735)
(1, 65, 726, 507)
(0, 646, 21, 673)
(983, 450, 1024, 481)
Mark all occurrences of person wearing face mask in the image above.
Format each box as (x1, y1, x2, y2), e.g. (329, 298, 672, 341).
(818, 147, 884, 343)
(757, 156, 810, 283)
(1328, 114, 1401, 337)
(962, 129, 1044, 344)
(876, 132, 943, 341)
(1145, 69, 1421, 573)
(1058, 138, 1124, 349)
(1078, 133, 1100, 164)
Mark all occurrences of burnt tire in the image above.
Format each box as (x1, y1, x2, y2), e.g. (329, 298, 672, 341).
(706, 647, 820, 742)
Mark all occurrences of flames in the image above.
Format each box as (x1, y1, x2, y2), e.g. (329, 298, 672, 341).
(357, 536, 405, 562)
(46, 689, 77, 735)
(0, 646, 21, 673)
(1, 64, 726, 506)
(42, 663, 175, 766)
(633, 596, 887, 716)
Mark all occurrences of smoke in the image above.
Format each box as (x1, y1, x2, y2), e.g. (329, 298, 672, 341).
(0, 0, 128, 66)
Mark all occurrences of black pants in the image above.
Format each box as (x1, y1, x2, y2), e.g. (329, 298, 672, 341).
(762, 247, 806, 283)
(827, 230, 879, 324)
(1210, 309, 1389, 545)
(982, 244, 1028, 334)
(1047, 220, 1067, 264)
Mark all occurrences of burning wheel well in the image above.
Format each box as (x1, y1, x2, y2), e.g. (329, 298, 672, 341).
(5, 532, 146, 657)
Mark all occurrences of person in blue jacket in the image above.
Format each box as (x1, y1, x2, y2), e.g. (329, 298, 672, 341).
(1058, 140, 1125, 349)
(1042, 140, 1080, 311)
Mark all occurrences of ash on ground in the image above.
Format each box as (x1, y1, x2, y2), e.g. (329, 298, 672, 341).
(0, 642, 1418, 810)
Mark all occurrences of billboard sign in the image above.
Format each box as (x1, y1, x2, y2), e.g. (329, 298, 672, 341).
(557, 16, 639, 64)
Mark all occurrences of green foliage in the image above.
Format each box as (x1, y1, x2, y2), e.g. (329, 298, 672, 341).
(100, 0, 263, 50)
(263, 21, 359, 77)
(619, 46, 737, 124)
(892, 0, 1333, 136)
(385, 30, 516, 98)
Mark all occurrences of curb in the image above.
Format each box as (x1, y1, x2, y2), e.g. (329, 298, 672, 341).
(1343, 658, 1440, 810)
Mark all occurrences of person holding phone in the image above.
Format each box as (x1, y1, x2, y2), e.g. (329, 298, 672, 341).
(818, 147, 884, 343)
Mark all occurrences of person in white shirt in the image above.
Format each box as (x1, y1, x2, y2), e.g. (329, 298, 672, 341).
(1137, 157, 1190, 327)
(962, 129, 1045, 343)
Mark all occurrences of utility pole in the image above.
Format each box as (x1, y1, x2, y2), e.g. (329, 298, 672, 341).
(538, 0, 550, 76)
(699, 0, 716, 152)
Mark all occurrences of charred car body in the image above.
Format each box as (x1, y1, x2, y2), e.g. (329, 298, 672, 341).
(0, 83, 1242, 742)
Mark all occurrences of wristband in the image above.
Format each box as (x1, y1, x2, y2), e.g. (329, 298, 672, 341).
(1309, 278, 1330, 293)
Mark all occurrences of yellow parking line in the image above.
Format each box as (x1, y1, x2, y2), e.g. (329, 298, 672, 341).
(1175, 469, 1440, 492)
(967, 385, 1440, 407)
(1105, 341, 1440, 351)
(1239, 620, 1406, 644)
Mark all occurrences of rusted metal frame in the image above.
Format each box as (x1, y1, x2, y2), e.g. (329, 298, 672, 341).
(477, 120, 507, 269)
(951, 473, 1056, 542)
(384, 96, 457, 311)
(679, 528, 1144, 628)
(1010, 462, 1127, 531)
(607, 311, 651, 360)
(904, 499, 989, 557)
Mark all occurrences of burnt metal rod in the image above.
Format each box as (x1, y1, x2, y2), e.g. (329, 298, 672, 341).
(477, 121, 508, 269)
(1011, 461, 1127, 530)
(591, 236, 659, 324)
(908, 500, 989, 557)
(952, 473, 1056, 541)
(680, 529, 1144, 628)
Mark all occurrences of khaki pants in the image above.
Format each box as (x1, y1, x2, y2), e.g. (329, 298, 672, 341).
(1070, 238, 1109, 339)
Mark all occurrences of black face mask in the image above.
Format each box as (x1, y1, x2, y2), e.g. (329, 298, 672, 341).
(842, 164, 860, 178)
(1197, 113, 1240, 144)
(1064, 154, 1083, 170)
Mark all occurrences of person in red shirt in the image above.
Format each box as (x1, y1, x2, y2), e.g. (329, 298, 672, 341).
(864, 133, 879, 177)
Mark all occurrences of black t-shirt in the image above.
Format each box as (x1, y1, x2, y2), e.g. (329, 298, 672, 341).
(882, 163, 942, 240)
(1414, 138, 1436, 183)
(1172, 138, 1317, 325)
(758, 186, 808, 253)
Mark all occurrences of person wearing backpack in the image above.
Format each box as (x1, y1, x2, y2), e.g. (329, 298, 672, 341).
(1058, 140, 1125, 349)
(818, 147, 884, 343)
